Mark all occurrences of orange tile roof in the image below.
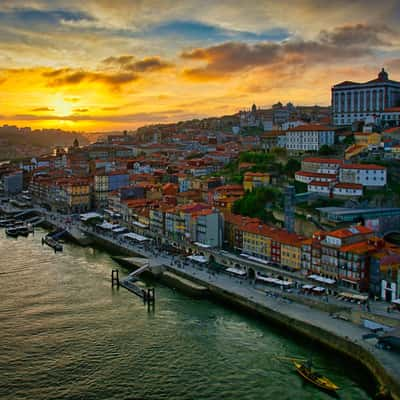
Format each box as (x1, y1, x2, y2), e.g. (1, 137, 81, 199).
(328, 226, 373, 239)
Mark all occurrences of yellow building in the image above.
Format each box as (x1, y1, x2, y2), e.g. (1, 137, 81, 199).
(354, 132, 381, 146)
(242, 223, 273, 259)
(280, 242, 302, 270)
(243, 172, 271, 192)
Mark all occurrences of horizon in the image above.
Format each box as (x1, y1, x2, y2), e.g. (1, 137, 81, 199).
(0, 1, 399, 132)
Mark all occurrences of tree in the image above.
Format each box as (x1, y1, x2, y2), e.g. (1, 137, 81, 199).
(318, 145, 336, 156)
(284, 158, 301, 177)
(232, 187, 280, 222)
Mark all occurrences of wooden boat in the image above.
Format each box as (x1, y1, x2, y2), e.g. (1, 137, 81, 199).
(42, 235, 63, 252)
(294, 360, 339, 393)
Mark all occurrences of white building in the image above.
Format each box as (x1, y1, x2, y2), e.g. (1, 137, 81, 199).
(301, 157, 343, 174)
(307, 181, 363, 198)
(339, 164, 387, 187)
(281, 120, 306, 130)
(332, 68, 400, 127)
(332, 183, 363, 197)
(307, 180, 331, 194)
(381, 107, 400, 127)
(295, 171, 336, 184)
(286, 124, 335, 152)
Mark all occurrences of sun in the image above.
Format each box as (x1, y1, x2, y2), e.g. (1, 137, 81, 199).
(52, 96, 73, 117)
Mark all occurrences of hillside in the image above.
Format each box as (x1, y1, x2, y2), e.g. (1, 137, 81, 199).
(0, 125, 89, 161)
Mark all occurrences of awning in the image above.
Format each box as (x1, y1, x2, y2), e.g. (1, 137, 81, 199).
(308, 274, 336, 285)
(112, 227, 127, 233)
(80, 212, 102, 221)
(339, 292, 368, 301)
(194, 242, 211, 248)
(241, 253, 269, 265)
(123, 232, 150, 242)
(257, 275, 293, 286)
(97, 221, 118, 230)
(312, 286, 326, 292)
(132, 221, 147, 228)
(302, 284, 314, 290)
(187, 255, 208, 263)
(341, 278, 358, 285)
(392, 299, 400, 305)
(226, 267, 247, 276)
(104, 209, 121, 218)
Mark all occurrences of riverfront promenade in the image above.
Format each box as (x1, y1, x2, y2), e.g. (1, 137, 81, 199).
(3, 205, 400, 397)
(87, 227, 400, 397)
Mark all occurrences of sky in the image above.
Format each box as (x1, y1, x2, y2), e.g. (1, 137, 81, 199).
(0, 0, 400, 132)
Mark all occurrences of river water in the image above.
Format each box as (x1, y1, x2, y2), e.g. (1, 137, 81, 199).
(0, 229, 373, 400)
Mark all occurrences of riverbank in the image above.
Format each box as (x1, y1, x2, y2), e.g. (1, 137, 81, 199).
(3, 206, 400, 398)
(81, 227, 400, 399)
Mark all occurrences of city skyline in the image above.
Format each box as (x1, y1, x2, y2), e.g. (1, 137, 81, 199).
(1, 0, 400, 131)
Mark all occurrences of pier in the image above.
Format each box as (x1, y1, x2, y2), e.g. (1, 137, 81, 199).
(111, 268, 155, 308)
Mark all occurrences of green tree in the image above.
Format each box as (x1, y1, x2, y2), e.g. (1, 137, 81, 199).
(232, 187, 280, 222)
(284, 158, 301, 177)
(318, 145, 336, 156)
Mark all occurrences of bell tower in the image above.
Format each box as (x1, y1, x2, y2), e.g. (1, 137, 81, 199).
(378, 68, 388, 81)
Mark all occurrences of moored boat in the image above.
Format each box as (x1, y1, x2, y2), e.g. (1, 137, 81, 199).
(0, 218, 15, 227)
(5, 227, 20, 237)
(42, 235, 63, 252)
(293, 360, 339, 393)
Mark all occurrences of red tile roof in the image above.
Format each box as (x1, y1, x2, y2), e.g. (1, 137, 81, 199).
(341, 163, 385, 170)
(383, 107, 400, 113)
(309, 180, 330, 187)
(302, 157, 343, 164)
(295, 171, 337, 179)
(287, 124, 334, 132)
(334, 182, 363, 189)
(328, 226, 373, 239)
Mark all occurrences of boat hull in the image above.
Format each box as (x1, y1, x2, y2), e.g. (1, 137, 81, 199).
(294, 361, 339, 393)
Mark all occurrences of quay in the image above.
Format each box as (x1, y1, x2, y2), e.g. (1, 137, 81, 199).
(1, 204, 400, 398)
(81, 226, 400, 399)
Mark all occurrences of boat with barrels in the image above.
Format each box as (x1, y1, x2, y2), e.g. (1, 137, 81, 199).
(293, 360, 339, 393)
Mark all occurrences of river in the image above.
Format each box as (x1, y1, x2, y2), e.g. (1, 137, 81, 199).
(0, 228, 373, 400)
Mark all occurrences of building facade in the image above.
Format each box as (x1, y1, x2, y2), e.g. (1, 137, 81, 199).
(332, 68, 400, 127)
(286, 125, 335, 152)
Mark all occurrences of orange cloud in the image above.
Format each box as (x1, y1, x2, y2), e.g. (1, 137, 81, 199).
(181, 24, 391, 81)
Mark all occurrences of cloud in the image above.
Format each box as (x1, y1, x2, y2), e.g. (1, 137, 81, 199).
(102, 55, 135, 66)
(43, 67, 138, 88)
(102, 55, 173, 72)
(387, 58, 400, 70)
(148, 20, 290, 42)
(101, 106, 120, 111)
(12, 109, 188, 123)
(31, 107, 54, 111)
(64, 96, 80, 102)
(73, 108, 88, 112)
(181, 24, 386, 80)
(318, 24, 394, 47)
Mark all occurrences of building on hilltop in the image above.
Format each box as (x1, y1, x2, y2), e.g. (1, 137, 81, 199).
(332, 68, 400, 127)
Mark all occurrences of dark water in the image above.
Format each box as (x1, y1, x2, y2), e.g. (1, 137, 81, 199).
(0, 229, 372, 400)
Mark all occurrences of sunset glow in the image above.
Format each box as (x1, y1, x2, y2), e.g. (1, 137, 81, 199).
(0, 1, 399, 131)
